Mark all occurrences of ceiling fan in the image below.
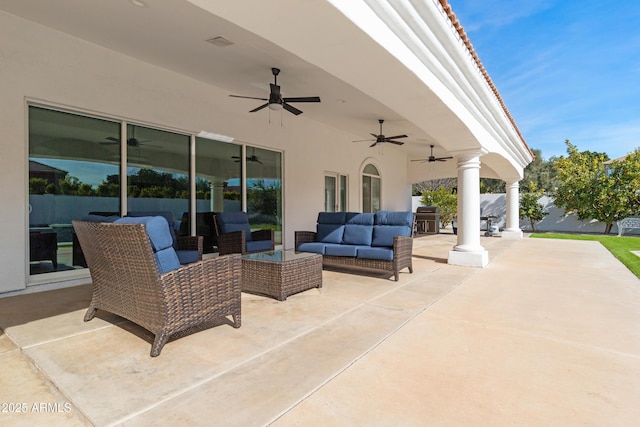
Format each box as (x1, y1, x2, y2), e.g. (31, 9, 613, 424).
(100, 128, 153, 147)
(353, 119, 407, 147)
(411, 145, 453, 163)
(229, 67, 321, 116)
(232, 148, 263, 164)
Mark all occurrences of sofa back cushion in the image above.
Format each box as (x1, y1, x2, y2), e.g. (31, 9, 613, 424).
(316, 212, 346, 243)
(342, 213, 374, 246)
(216, 211, 253, 241)
(371, 211, 413, 247)
(115, 216, 181, 273)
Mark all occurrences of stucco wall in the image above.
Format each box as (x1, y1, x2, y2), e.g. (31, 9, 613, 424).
(0, 11, 411, 293)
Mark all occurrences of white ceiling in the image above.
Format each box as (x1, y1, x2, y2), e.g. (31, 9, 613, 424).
(0, 0, 449, 159)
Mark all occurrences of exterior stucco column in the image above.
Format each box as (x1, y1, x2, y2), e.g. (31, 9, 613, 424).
(502, 179, 523, 239)
(448, 152, 489, 267)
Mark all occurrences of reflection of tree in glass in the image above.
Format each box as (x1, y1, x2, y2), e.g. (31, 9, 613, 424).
(248, 179, 281, 223)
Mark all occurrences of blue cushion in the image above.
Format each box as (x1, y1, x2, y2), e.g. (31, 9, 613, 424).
(298, 242, 327, 255)
(129, 211, 177, 248)
(115, 216, 173, 252)
(317, 224, 345, 243)
(176, 250, 199, 265)
(375, 211, 414, 226)
(317, 212, 347, 224)
(246, 239, 273, 253)
(343, 224, 373, 246)
(82, 214, 120, 223)
(216, 212, 252, 241)
(324, 244, 359, 257)
(356, 247, 394, 261)
(371, 225, 412, 247)
(154, 247, 182, 274)
(346, 212, 375, 225)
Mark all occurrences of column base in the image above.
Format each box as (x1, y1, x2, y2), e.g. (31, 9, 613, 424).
(501, 229, 523, 239)
(448, 249, 489, 268)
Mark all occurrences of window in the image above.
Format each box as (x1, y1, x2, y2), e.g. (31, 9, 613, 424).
(28, 106, 121, 275)
(27, 104, 285, 277)
(362, 163, 381, 213)
(246, 147, 283, 245)
(325, 173, 348, 212)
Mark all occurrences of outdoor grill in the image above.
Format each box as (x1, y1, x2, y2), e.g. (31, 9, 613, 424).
(415, 206, 440, 234)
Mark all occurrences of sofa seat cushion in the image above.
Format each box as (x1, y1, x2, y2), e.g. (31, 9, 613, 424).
(298, 242, 327, 255)
(176, 249, 200, 265)
(324, 244, 361, 257)
(317, 224, 345, 243)
(357, 246, 394, 261)
(246, 239, 274, 253)
(371, 225, 412, 247)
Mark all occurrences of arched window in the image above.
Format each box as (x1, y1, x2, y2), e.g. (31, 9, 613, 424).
(362, 163, 380, 213)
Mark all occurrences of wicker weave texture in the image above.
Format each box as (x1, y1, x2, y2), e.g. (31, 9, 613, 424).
(242, 253, 322, 301)
(73, 220, 241, 357)
(213, 215, 275, 255)
(294, 231, 413, 281)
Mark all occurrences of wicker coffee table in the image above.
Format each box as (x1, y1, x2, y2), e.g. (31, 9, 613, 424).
(241, 250, 322, 301)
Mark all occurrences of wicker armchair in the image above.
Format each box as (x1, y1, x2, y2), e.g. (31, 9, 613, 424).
(213, 211, 275, 255)
(73, 220, 242, 357)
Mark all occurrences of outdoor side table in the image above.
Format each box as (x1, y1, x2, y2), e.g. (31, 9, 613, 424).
(241, 250, 322, 301)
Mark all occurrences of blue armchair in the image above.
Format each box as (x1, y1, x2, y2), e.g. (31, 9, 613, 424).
(214, 211, 274, 255)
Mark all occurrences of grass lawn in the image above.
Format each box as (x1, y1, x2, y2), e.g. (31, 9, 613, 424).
(531, 233, 640, 279)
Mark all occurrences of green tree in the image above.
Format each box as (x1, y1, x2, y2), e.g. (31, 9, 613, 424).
(480, 178, 505, 193)
(554, 140, 640, 234)
(519, 182, 548, 232)
(29, 178, 48, 195)
(248, 180, 280, 221)
(420, 187, 457, 228)
(522, 148, 559, 193)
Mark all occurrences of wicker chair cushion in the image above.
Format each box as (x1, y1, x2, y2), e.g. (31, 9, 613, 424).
(176, 249, 200, 265)
(216, 212, 253, 241)
(371, 225, 412, 247)
(356, 246, 394, 261)
(128, 211, 178, 249)
(246, 239, 273, 253)
(115, 216, 181, 273)
(82, 214, 121, 223)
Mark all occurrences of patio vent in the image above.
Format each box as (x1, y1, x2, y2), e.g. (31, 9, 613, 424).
(206, 36, 234, 47)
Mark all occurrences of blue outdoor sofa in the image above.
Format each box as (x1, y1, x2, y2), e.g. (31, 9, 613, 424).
(295, 211, 414, 281)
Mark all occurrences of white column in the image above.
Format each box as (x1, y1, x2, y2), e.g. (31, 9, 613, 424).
(502, 179, 523, 239)
(448, 152, 488, 267)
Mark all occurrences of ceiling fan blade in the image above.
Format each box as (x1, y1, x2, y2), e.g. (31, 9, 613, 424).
(249, 103, 269, 113)
(370, 133, 379, 138)
(411, 159, 428, 162)
(386, 140, 405, 145)
(282, 96, 321, 103)
(369, 142, 378, 148)
(282, 102, 303, 115)
(384, 134, 408, 140)
(230, 95, 268, 101)
(437, 156, 453, 161)
(352, 139, 374, 143)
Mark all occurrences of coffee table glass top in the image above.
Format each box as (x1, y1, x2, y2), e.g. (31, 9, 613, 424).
(241, 249, 318, 263)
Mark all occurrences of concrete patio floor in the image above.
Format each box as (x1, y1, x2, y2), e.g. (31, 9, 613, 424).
(2, 233, 640, 426)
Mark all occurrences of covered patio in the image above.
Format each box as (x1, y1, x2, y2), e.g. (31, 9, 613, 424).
(2, 234, 640, 425)
(1, 0, 532, 296)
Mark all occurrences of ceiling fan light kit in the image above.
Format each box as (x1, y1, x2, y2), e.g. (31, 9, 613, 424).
(230, 67, 321, 116)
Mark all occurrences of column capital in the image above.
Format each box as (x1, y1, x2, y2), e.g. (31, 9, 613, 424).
(448, 148, 488, 162)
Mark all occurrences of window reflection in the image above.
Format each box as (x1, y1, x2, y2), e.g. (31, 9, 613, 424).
(28, 106, 120, 274)
(246, 147, 282, 245)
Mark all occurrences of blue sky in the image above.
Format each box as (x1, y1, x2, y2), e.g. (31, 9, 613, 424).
(448, 0, 640, 160)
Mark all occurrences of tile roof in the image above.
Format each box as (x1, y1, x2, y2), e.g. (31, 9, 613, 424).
(439, 0, 533, 157)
